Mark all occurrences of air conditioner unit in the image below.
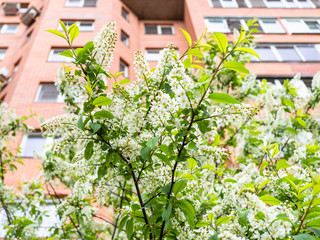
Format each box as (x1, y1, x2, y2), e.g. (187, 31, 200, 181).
(2, 3, 20, 16)
(20, 6, 40, 26)
(0, 67, 9, 83)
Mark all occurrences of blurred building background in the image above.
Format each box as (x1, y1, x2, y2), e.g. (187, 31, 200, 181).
(0, 0, 319, 236)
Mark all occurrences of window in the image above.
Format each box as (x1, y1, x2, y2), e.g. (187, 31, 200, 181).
(65, 0, 97, 7)
(35, 84, 64, 102)
(277, 46, 302, 61)
(121, 30, 129, 47)
(0, 49, 6, 61)
(48, 49, 72, 62)
(209, 0, 238, 7)
(20, 3, 29, 13)
(205, 19, 230, 33)
(121, 7, 129, 21)
(145, 25, 174, 35)
(0, 202, 59, 238)
(264, 0, 314, 7)
(58, 20, 95, 31)
(253, 46, 278, 61)
(296, 46, 320, 61)
(253, 44, 320, 62)
(282, 19, 320, 33)
(119, 60, 129, 78)
(145, 49, 162, 61)
(20, 133, 52, 157)
(259, 19, 285, 33)
(0, 24, 18, 34)
(204, 17, 283, 33)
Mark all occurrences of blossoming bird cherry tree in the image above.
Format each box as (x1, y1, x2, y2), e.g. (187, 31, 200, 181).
(40, 20, 320, 240)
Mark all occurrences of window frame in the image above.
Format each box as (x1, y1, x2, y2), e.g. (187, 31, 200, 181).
(208, 0, 239, 7)
(65, 0, 97, 7)
(20, 133, 53, 158)
(121, 7, 129, 21)
(48, 48, 73, 62)
(263, 0, 315, 8)
(259, 19, 285, 33)
(35, 83, 64, 103)
(119, 59, 129, 78)
(204, 18, 230, 33)
(57, 20, 95, 31)
(120, 30, 129, 47)
(282, 19, 320, 33)
(0, 49, 6, 61)
(144, 24, 175, 35)
(253, 44, 320, 62)
(0, 24, 19, 34)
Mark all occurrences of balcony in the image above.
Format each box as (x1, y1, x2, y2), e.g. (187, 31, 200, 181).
(121, 0, 184, 20)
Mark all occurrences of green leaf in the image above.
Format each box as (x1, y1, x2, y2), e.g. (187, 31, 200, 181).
(173, 180, 188, 195)
(84, 141, 94, 160)
(296, 118, 306, 128)
(208, 233, 219, 240)
(89, 122, 101, 133)
(77, 115, 84, 130)
(208, 93, 241, 104)
(118, 78, 131, 84)
(235, 47, 260, 60)
(180, 28, 192, 47)
(214, 32, 228, 53)
(276, 160, 291, 170)
(146, 136, 159, 149)
(126, 218, 134, 240)
(69, 24, 80, 43)
(181, 173, 196, 180)
(259, 195, 282, 205)
(94, 110, 114, 119)
(92, 96, 112, 106)
(196, 221, 210, 227)
(208, 213, 215, 223)
(216, 216, 230, 226)
(306, 219, 320, 228)
(238, 210, 249, 227)
(260, 161, 269, 175)
(293, 234, 316, 240)
(59, 20, 67, 32)
(309, 227, 320, 237)
(188, 158, 197, 170)
(223, 61, 250, 74)
(258, 179, 270, 190)
(154, 153, 172, 167)
(140, 147, 151, 161)
(162, 202, 172, 222)
(190, 64, 205, 71)
(59, 49, 73, 58)
(176, 199, 196, 227)
(46, 29, 66, 39)
(118, 215, 128, 234)
(187, 49, 203, 58)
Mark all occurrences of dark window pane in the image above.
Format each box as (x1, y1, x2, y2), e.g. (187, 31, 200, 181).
(121, 8, 129, 20)
(227, 19, 242, 31)
(83, 0, 97, 7)
(250, 0, 267, 7)
(210, 0, 223, 7)
(161, 26, 173, 34)
(38, 84, 59, 101)
(297, 46, 320, 61)
(237, 0, 249, 7)
(254, 47, 278, 61)
(145, 25, 158, 34)
(306, 21, 320, 30)
(277, 47, 301, 61)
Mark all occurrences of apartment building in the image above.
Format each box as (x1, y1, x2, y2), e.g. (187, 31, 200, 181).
(0, 0, 319, 236)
